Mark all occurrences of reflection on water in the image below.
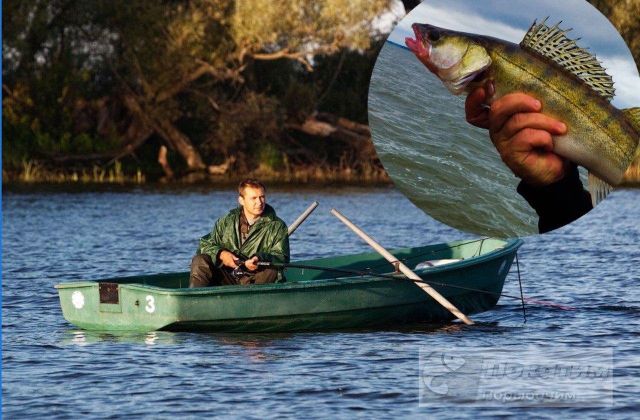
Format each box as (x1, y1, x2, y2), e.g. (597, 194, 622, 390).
(65, 330, 179, 346)
(3, 186, 639, 418)
(369, 43, 540, 237)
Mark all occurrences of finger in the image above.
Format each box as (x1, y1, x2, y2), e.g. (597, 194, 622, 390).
(510, 128, 555, 153)
(465, 87, 486, 116)
(508, 130, 567, 185)
(467, 112, 490, 129)
(502, 113, 567, 140)
(524, 151, 566, 184)
(512, 129, 566, 169)
(465, 87, 489, 128)
(489, 93, 542, 134)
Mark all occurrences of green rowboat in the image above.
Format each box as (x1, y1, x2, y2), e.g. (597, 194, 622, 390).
(55, 238, 523, 332)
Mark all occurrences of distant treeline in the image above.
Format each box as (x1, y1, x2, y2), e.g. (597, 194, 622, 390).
(3, 0, 397, 183)
(584, 0, 640, 186)
(2, 0, 639, 184)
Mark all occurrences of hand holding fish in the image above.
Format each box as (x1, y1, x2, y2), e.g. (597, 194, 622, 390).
(466, 88, 569, 186)
(406, 20, 640, 205)
(464, 86, 492, 129)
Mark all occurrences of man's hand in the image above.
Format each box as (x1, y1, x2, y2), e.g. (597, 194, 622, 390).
(244, 256, 259, 272)
(465, 88, 569, 187)
(219, 250, 239, 268)
(465, 83, 492, 129)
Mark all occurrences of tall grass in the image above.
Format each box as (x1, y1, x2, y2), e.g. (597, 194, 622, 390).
(7, 160, 146, 184)
(5, 159, 387, 185)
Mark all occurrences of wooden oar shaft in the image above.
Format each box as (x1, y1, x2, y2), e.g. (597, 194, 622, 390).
(288, 201, 319, 235)
(330, 208, 474, 325)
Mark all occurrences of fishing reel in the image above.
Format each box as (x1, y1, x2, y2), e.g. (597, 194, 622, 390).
(230, 259, 275, 280)
(231, 261, 249, 280)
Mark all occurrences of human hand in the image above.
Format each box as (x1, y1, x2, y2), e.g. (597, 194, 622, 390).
(465, 83, 492, 129)
(219, 250, 239, 268)
(244, 256, 259, 272)
(465, 89, 569, 187)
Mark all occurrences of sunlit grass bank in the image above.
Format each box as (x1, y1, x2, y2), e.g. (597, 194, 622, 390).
(4, 160, 145, 184)
(3, 160, 390, 186)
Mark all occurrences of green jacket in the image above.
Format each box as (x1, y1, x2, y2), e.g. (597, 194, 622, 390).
(198, 204, 290, 266)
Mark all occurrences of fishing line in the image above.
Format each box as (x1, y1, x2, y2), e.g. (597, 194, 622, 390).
(338, 237, 490, 273)
(515, 252, 527, 323)
(262, 260, 572, 312)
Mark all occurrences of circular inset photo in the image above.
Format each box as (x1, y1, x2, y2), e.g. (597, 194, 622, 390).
(369, 0, 640, 237)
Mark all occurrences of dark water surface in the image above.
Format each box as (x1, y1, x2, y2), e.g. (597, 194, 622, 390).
(3, 185, 639, 418)
(369, 43, 541, 237)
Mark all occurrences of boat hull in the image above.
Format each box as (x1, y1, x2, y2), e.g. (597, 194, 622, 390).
(56, 238, 523, 332)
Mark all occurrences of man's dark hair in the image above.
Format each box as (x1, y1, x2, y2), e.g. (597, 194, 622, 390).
(238, 178, 266, 197)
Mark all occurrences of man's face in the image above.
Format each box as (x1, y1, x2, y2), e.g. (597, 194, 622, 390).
(239, 186, 266, 219)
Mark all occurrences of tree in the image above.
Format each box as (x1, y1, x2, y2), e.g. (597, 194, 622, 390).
(3, 0, 396, 177)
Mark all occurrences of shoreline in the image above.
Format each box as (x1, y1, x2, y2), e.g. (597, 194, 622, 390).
(2, 166, 392, 188)
(4, 164, 640, 189)
(2, 173, 395, 193)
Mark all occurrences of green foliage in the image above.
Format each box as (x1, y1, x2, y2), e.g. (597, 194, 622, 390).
(202, 92, 283, 169)
(257, 143, 284, 170)
(314, 41, 385, 122)
(2, 114, 43, 167)
(3, 0, 397, 180)
(281, 80, 319, 122)
(587, 0, 640, 64)
(232, 0, 391, 55)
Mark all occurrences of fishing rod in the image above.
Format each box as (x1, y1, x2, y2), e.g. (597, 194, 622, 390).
(257, 261, 573, 312)
(230, 201, 319, 280)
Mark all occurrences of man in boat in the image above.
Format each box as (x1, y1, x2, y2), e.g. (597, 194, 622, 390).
(465, 88, 592, 233)
(189, 178, 290, 287)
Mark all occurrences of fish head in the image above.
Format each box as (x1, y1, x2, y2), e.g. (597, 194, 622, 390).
(405, 23, 492, 95)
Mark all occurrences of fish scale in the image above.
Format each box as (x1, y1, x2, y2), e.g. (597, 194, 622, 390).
(488, 41, 636, 184)
(405, 20, 640, 203)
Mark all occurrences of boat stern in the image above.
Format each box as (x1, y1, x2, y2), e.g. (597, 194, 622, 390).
(55, 281, 176, 332)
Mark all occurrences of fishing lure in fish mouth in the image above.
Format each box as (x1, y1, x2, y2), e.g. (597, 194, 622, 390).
(404, 18, 640, 205)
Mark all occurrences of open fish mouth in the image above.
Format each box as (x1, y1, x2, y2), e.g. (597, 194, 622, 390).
(447, 71, 485, 93)
(405, 23, 431, 60)
(441, 65, 491, 95)
(404, 22, 492, 94)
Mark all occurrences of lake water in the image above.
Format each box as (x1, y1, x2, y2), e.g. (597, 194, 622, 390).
(369, 42, 553, 237)
(2, 185, 639, 417)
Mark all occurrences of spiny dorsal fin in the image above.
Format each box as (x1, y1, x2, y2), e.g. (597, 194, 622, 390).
(622, 107, 640, 132)
(520, 18, 615, 101)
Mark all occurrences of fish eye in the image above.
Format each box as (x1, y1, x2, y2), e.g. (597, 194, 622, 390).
(428, 31, 440, 42)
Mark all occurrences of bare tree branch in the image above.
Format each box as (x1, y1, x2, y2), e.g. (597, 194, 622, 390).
(155, 61, 243, 102)
(250, 50, 313, 72)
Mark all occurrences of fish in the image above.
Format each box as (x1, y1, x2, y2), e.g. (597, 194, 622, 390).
(404, 19, 640, 204)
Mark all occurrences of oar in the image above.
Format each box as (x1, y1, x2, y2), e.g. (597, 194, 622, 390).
(258, 261, 572, 313)
(288, 201, 319, 235)
(330, 208, 474, 325)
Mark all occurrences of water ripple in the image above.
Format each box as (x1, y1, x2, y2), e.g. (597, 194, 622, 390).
(2, 186, 639, 418)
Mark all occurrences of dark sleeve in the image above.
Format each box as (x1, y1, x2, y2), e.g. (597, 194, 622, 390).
(516, 164, 593, 234)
